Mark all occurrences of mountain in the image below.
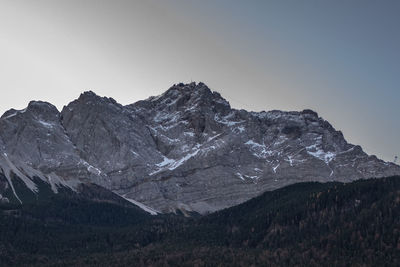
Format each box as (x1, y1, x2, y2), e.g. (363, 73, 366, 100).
(0, 82, 399, 213)
(1, 176, 399, 266)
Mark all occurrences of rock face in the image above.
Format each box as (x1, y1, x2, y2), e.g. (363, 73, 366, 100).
(0, 82, 399, 213)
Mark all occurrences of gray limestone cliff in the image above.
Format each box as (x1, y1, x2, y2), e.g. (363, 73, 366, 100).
(0, 82, 399, 214)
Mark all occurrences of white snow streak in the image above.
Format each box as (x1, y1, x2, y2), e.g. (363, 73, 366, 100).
(273, 163, 280, 173)
(2, 108, 27, 119)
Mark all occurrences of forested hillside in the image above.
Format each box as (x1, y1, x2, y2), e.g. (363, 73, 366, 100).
(1, 176, 399, 266)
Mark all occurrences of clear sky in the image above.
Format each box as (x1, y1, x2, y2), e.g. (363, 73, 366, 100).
(0, 0, 399, 162)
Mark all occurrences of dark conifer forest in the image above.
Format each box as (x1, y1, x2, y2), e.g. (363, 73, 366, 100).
(0, 176, 399, 266)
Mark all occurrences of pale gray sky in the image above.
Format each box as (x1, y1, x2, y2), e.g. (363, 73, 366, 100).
(0, 0, 399, 162)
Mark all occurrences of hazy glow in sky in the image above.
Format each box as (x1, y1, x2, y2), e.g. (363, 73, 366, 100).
(0, 0, 399, 162)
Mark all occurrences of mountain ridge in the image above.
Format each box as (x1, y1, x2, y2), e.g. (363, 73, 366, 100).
(0, 82, 399, 213)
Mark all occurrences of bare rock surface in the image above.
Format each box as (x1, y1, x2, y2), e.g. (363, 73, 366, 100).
(1, 82, 399, 213)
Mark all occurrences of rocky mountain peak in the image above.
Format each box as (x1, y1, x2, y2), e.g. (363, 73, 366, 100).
(61, 90, 123, 128)
(138, 82, 230, 114)
(301, 109, 319, 117)
(73, 90, 120, 107)
(27, 100, 58, 111)
(0, 101, 59, 123)
(0, 82, 399, 214)
(26, 101, 60, 122)
(80, 90, 98, 98)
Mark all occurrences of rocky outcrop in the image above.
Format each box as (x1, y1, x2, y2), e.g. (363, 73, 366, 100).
(0, 82, 399, 213)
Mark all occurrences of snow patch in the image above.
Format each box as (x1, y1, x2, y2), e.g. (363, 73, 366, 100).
(156, 156, 175, 168)
(184, 131, 195, 137)
(236, 172, 245, 181)
(273, 163, 280, 173)
(236, 172, 259, 181)
(235, 126, 245, 133)
(214, 113, 245, 126)
(274, 136, 288, 146)
(79, 160, 102, 176)
(207, 133, 223, 142)
(37, 120, 54, 128)
(168, 149, 200, 170)
(306, 145, 336, 164)
(245, 140, 274, 159)
(151, 145, 202, 175)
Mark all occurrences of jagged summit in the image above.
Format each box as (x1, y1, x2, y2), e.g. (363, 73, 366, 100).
(26, 101, 60, 122)
(134, 82, 230, 113)
(80, 90, 99, 98)
(27, 100, 58, 110)
(0, 82, 399, 214)
(71, 90, 120, 107)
